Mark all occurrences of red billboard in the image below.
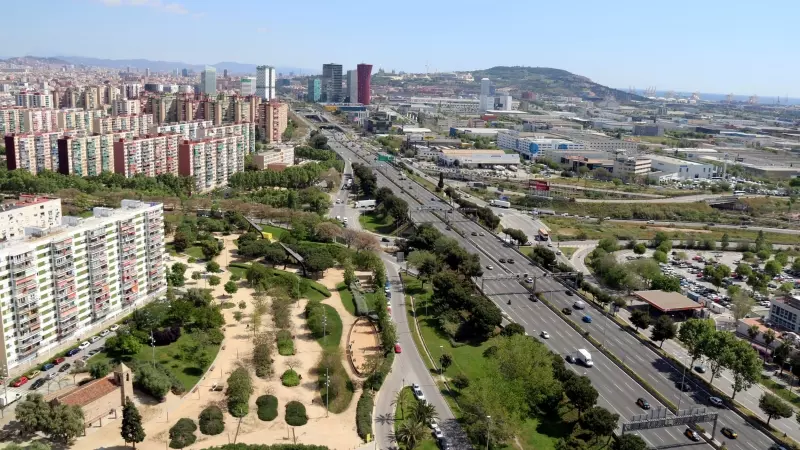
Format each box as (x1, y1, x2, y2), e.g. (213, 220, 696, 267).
(532, 180, 550, 191)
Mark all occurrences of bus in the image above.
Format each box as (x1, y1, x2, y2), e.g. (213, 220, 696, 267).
(538, 228, 549, 241)
(733, 190, 746, 196)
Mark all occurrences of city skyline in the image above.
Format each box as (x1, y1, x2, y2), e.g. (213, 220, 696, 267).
(4, 0, 798, 97)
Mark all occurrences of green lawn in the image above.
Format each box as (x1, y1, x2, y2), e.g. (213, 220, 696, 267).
(260, 225, 289, 240)
(184, 245, 205, 260)
(88, 331, 220, 392)
(394, 386, 439, 450)
(228, 262, 251, 278)
(761, 376, 800, 408)
(559, 247, 577, 258)
(337, 282, 356, 316)
(317, 303, 343, 351)
(358, 212, 395, 234)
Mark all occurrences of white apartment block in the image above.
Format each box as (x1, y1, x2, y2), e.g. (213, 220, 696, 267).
(57, 108, 105, 133)
(240, 77, 256, 96)
(178, 135, 248, 192)
(150, 120, 214, 141)
(16, 92, 53, 109)
(0, 107, 24, 136)
(94, 114, 154, 136)
(112, 99, 141, 116)
(200, 121, 256, 154)
(253, 147, 295, 169)
(124, 83, 142, 99)
(0, 199, 166, 374)
(406, 97, 480, 114)
(0, 195, 62, 242)
(113, 133, 181, 178)
(21, 109, 58, 133)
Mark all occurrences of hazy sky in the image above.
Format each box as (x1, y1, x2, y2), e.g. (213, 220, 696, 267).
(7, 0, 799, 96)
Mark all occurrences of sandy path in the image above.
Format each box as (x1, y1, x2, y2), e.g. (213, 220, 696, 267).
(70, 234, 363, 450)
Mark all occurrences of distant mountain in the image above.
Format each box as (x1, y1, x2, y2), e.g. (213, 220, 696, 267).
(1, 55, 313, 76)
(1, 56, 71, 66)
(472, 66, 645, 101)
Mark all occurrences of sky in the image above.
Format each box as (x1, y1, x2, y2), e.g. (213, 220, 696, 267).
(6, 0, 800, 97)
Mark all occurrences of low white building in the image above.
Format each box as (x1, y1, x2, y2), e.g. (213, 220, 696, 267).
(769, 296, 800, 332)
(613, 156, 651, 178)
(648, 155, 717, 180)
(439, 149, 519, 168)
(497, 130, 584, 160)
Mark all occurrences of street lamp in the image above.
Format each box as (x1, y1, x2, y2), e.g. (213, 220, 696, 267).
(676, 356, 689, 412)
(486, 415, 492, 450)
(439, 345, 444, 375)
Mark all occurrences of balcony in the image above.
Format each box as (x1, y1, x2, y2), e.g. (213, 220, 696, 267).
(55, 266, 74, 279)
(13, 265, 36, 279)
(89, 248, 105, 259)
(89, 259, 108, 269)
(14, 274, 35, 286)
(17, 342, 41, 358)
(15, 295, 38, 312)
(59, 321, 78, 336)
(88, 228, 106, 238)
(119, 223, 134, 233)
(95, 292, 111, 303)
(56, 277, 74, 289)
(54, 238, 72, 251)
(11, 253, 34, 266)
(54, 256, 73, 267)
(59, 305, 78, 320)
(122, 294, 137, 305)
(54, 247, 71, 257)
(19, 322, 42, 339)
(14, 279, 36, 294)
(122, 258, 135, 268)
(87, 237, 105, 248)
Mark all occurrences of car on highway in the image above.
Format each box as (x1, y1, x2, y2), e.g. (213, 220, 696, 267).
(721, 427, 737, 439)
(479, 232, 485, 236)
(647, 220, 655, 224)
(59, 363, 72, 373)
(709, 396, 724, 407)
(394, 343, 402, 354)
(677, 382, 692, 392)
(547, 242, 553, 247)
(486, 265, 493, 270)
(582, 315, 592, 323)
(11, 377, 28, 387)
(562, 307, 572, 315)
(67, 348, 81, 357)
(556, 250, 562, 255)
(684, 428, 700, 441)
(540, 331, 550, 339)
(471, 231, 477, 236)
(636, 398, 651, 409)
(528, 294, 538, 302)
(30, 378, 46, 390)
(499, 258, 506, 263)
(566, 290, 574, 296)
(412, 384, 425, 402)
(507, 259, 514, 264)
(525, 278, 534, 283)
(110, 324, 120, 332)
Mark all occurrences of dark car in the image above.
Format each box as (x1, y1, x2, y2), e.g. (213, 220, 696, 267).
(41, 363, 55, 371)
(59, 363, 72, 373)
(636, 398, 651, 410)
(720, 427, 737, 439)
(471, 232, 477, 236)
(529, 294, 538, 302)
(677, 382, 692, 392)
(566, 290, 574, 296)
(66, 348, 80, 357)
(30, 378, 46, 390)
(499, 258, 506, 263)
(561, 307, 572, 315)
(507, 259, 514, 264)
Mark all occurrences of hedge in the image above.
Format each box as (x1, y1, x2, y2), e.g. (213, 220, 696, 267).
(256, 395, 278, 421)
(356, 391, 373, 440)
(277, 330, 295, 356)
(281, 369, 301, 387)
(226, 367, 253, 418)
(300, 277, 331, 298)
(285, 401, 308, 426)
(200, 445, 329, 450)
(199, 405, 225, 435)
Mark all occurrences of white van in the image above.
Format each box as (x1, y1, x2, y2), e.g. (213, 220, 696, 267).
(573, 301, 586, 310)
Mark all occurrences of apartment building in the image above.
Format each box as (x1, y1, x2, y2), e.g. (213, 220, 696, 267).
(200, 122, 256, 154)
(258, 100, 288, 143)
(0, 107, 24, 136)
(177, 134, 248, 192)
(19, 109, 58, 133)
(253, 147, 295, 169)
(150, 120, 214, 141)
(5, 132, 63, 174)
(113, 133, 181, 178)
(93, 114, 154, 135)
(0, 199, 166, 374)
(16, 91, 53, 109)
(112, 99, 141, 116)
(56, 108, 105, 133)
(0, 195, 62, 242)
(58, 131, 136, 177)
(769, 296, 800, 332)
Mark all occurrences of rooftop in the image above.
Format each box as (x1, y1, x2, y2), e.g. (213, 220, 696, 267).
(634, 290, 702, 312)
(1, 194, 57, 212)
(51, 377, 118, 407)
(648, 154, 709, 166)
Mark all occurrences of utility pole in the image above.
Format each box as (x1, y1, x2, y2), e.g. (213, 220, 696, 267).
(150, 330, 156, 367)
(322, 308, 327, 347)
(325, 366, 330, 418)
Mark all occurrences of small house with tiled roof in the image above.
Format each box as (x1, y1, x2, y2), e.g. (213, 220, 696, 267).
(47, 363, 133, 426)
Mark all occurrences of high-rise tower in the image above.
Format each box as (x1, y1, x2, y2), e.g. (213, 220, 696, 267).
(356, 64, 372, 105)
(256, 65, 276, 101)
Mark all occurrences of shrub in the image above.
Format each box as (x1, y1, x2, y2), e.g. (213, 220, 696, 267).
(89, 361, 110, 379)
(206, 328, 225, 345)
(199, 405, 225, 435)
(252, 338, 273, 379)
(226, 367, 253, 418)
(135, 364, 172, 400)
(364, 352, 393, 391)
(169, 418, 197, 448)
(152, 326, 182, 346)
(256, 395, 278, 421)
(281, 369, 301, 387)
(276, 330, 295, 356)
(285, 401, 308, 426)
(356, 392, 373, 439)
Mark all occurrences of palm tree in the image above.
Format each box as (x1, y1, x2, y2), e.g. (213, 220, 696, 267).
(391, 389, 405, 420)
(763, 329, 777, 361)
(412, 401, 438, 426)
(395, 421, 427, 449)
(747, 324, 760, 344)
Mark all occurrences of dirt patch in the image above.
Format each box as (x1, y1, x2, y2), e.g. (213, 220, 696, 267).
(650, 226, 712, 234)
(347, 318, 381, 377)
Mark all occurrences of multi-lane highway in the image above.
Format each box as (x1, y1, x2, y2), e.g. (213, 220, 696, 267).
(323, 130, 726, 449)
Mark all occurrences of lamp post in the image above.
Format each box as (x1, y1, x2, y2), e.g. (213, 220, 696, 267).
(485, 415, 492, 450)
(676, 356, 689, 412)
(439, 345, 444, 375)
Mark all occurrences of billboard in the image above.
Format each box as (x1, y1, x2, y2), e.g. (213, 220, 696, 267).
(531, 180, 550, 191)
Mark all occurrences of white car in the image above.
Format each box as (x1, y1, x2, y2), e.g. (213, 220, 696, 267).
(109, 324, 120, 332)
(433, 428, 445, 439)
(90, 336, 101, 343)
(709, 396, 724, 407)
(335, 199, 341, 204)
(412, 384, 425, 402)
(540, 331, 550, 339)
(556, 250, 562, 255)
(78, 341, 90, 350)
(343, 217, 348, 223)
(100, 330, 110, 337)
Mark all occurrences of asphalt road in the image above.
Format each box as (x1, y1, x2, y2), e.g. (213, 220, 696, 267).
(323, 131, 719, 449)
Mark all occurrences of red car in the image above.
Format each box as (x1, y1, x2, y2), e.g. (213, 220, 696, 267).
(53, 357, 65, 365)
(394, 343, 402, 354)
(11, 377, 28, 387)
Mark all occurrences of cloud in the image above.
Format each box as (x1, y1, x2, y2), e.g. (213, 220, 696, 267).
(95, 0, 191, 15)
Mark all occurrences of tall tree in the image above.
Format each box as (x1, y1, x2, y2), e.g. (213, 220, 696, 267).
(727, 339, 763, 400)
(564, 376, 598, 417)
(406, 250, 439, 287)
(705, 331, 737, 388)
(395, 420, 427, 449)
(650, 316, 677, 347)
(121, 399, 146, 449)
(629, 309, 651, 331)
(614, 434, 648, 450)
(759, 393, 793, 425)
(747, 324, 760, 344)
(581, 406, 619, 443)
(731, 291, 755, 320)
(678, 319, 715, 369)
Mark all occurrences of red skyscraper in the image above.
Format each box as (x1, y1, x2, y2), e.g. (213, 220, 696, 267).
(357, 64, 372, 105)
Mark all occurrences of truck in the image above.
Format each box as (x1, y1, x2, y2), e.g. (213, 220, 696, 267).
(490, 199, 511, 208)
(687, 291, 700, 302)
(576, 349, 594, 367)
(538, 228, 550, 241)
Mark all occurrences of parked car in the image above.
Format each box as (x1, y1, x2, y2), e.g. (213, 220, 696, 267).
(412, 384, 425, 402)
(78, 341, 90, 350)
(100, 329, 110, 337)
(53, 357, 65, 365)
(11, 377, 28, 387)
(41, 363, 55, 371)
(30, 379, 46, 390)
(28, 370, 41, 379)
(109, 324, 120, 332)
(59, 363, 72, 373)
(67, 348, 81, 357)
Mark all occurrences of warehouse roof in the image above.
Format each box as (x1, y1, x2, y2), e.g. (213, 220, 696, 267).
(634, 290, 702, 313)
